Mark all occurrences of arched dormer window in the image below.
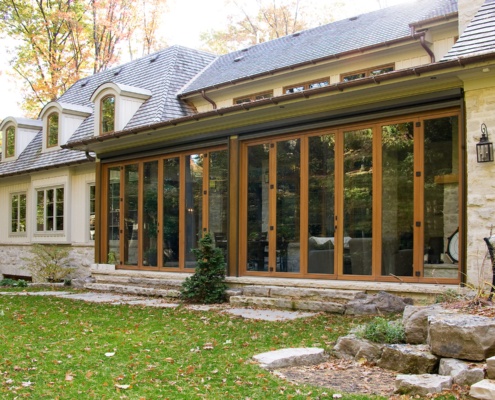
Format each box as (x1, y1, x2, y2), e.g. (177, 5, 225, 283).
(101, 95, 116, 134)
(47, 112, 59, 147)
(5, 125, 15, 158)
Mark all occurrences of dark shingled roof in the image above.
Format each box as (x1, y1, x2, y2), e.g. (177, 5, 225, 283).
(180, 0, 458, 95)
(442, 0, 495, 60)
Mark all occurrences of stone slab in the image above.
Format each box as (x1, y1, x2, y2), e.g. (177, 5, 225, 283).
(439, 358, 485, 386)
(253, 348, 327, 370)
(469, 379, 495, 400)
(395, 374, 453, 396)
(226, 308, 316, 321)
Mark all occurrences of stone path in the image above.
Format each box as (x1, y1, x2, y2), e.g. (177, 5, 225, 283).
(0, 291, 316, 321)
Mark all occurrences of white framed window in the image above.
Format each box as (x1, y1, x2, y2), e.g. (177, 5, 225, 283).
(89, 184, 96, 241)
(36, 187, 65, 232)
(11, 192, 27, 234)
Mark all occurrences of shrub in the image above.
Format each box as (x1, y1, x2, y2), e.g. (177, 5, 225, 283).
(23, 244, 76, 283)
(180, 233, 227, 304)
(0, 278, 28, 287)
(357, 317, 405, 344)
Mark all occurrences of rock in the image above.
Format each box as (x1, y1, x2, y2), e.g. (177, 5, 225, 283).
(428, 314, 495, 361)
(377, 344, 439, 373)
(253, 348, 327, 370)
(487, 356, 495, 379)
(469, 379, 495, 399)
(345, 291, 413, 315)
(439, 358, 485, 386)
(402, 304, 454, 344)
(71, 276, 95, 288)
(333, 334, 383, 362)
(395, 374, 453, 396)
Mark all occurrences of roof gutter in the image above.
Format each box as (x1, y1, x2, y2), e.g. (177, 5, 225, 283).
(0, 159, 90, 179)
(411, 27, 435, 63)
(63, 51, 495, 150)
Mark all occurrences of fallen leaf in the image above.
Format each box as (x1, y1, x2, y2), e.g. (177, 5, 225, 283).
(115, 384, 130, 389)
(105, 352, 115, 357)
(65, 372, 74, 381)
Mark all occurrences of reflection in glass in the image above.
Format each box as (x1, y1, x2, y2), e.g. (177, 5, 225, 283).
(382, 123, 414, 276)
(163, 158, 180, 267)
(209, 150, 228, 260)
(308, 135, 335, 274)
(185, 154, 203, 267)
(124, 164, 139, 266)
(344, 128, 373, 275)
(143, 161, 158, 267)
(247, 144, 269, 271)
(108, 167, 120, 264)
(276, 139, 300, 273)
(423, 116, 459, 279)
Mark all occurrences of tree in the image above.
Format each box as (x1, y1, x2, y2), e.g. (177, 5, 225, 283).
(200, 0, 337, 54)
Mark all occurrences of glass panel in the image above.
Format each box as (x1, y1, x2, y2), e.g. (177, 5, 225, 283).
(143, 161, 158, 267)
(11, 194, 19, 232)
(37, 190, 44, 231)
(19, 194, 26, 232)
(89, 185, 96, 240)
(423, 116, 459, 279)
(381, 123, 414, 277)
(276, 139, 300, 273)
(163, 157, 180, 267)
(101, 96, 115, 133)
(247, 144, 269, 271)
(47, 189, 54, 231)
(344, 128, 373, 275)
(108, 167, 121, 264)
(209, 150, 228, 261)
(308, 134, 335, 274)
(56, 187, 64, 231)
(47, 113, 59, 147)
(124, 164, 139, 266)
(185, 154, 203, 268)
(6, 126, 15, 157)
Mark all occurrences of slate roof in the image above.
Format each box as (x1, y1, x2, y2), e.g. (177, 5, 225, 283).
(0, 46, 215, 176)
(180, 0, 458, 95)
(442, 0, 495, 60)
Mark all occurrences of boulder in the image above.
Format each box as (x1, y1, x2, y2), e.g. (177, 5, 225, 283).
(71, 276, 95, 288)
(346, 291, 413, 315)
(428, 314, 495, 361)
(469, 379, 495, 400)
(439, 358, 485, 386)
(487, 356, 495, 379)
(253, 347, 327, 370)
(333, 334, 383, 362)
(402, 304, 454, 344)
(377, 344, 439, 373)
(395, 374, 453, 396)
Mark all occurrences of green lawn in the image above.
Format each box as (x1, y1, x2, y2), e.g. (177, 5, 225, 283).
(0, 291, 452, 399)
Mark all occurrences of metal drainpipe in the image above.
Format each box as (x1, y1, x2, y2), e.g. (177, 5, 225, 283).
(411, 27, 435, 63)
(201, 90, 217, 110)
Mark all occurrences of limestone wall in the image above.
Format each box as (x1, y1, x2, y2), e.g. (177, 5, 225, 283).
(464, 76, 495, 289)
(0, 244, 94, 281)
(458, 0, 486, 35)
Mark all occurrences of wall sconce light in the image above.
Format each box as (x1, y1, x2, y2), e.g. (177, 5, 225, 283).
(477, 123, 494, 163)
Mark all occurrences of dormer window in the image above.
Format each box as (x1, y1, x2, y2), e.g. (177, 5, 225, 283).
(101, 95, 116, 134)
(47, 112, 59, 147)
(5, 125, 15, 158)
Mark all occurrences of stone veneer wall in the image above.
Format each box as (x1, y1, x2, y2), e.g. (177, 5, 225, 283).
(464, 78, 495, 289)
(458, 0, 486, 35)
(0, 244, 94, 281)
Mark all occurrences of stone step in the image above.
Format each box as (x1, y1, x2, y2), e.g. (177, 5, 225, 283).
(92, 274, 184, 289)
(242, 285, 363, 301)
(85, 282, 181, 298)
(229, 295, 346, 313)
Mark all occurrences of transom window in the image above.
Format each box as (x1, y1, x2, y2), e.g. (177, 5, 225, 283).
(284, 78, 329, 94)
(5, 125, 15, 158)
(11, 193, 27, 234)
(341, 64, 394, 82)
(234, 91, 273, 105)
(101, 95, 116, 134)
(36, 187, 64, 232)
(47, 112, 59, 147)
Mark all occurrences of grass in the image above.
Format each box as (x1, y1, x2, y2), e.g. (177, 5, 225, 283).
(0, 290, 462, 400)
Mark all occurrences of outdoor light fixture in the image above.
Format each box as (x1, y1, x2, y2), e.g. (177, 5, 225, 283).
(477, 123, 494, 163)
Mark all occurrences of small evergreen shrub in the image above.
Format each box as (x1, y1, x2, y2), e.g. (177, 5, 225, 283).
(23, 244, 76, 283)
(180, 233, 227, 304)
(357, 316, 405, 344)
(0, 278, 28, 287)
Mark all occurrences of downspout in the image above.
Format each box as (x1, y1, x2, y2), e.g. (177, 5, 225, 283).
(201, 90, 217, 110)
(411, 26, 435, 63)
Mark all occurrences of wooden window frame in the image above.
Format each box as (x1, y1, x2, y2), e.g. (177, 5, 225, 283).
(100, 95, 116, 135)
(284, 78, 329, 94)
(234, 91, 273, 105)
(341, 64, 395, 82)
(47, 112, 59, 148)
(10, 192, 27, 235)
(5, 125, 15, 158)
